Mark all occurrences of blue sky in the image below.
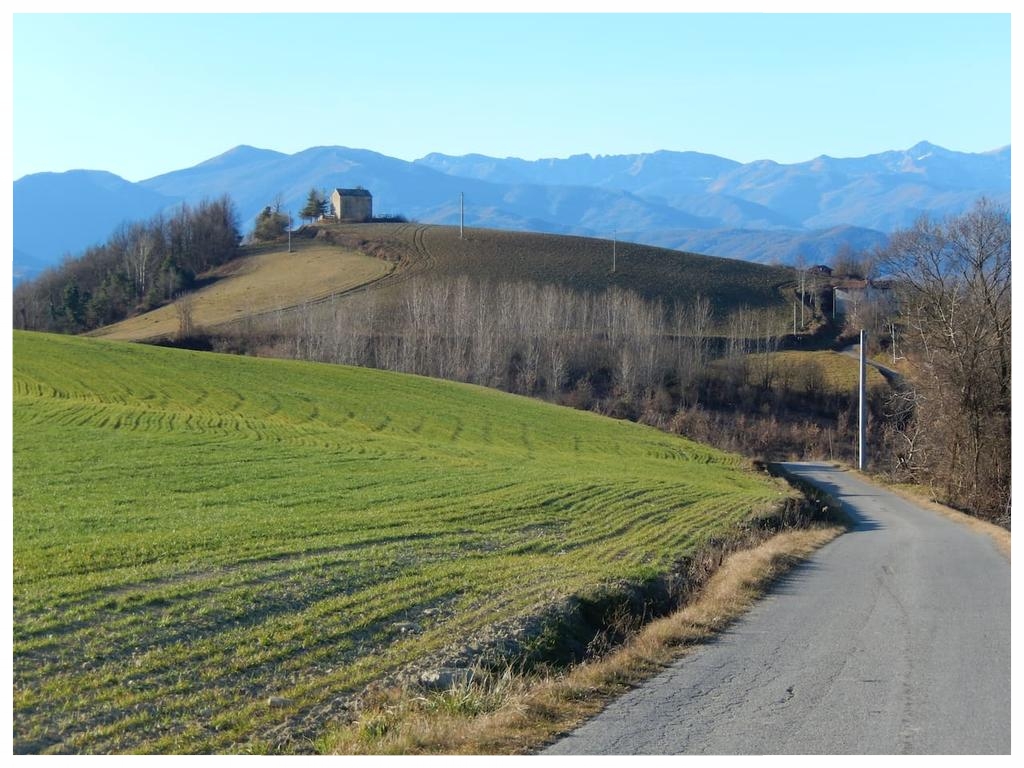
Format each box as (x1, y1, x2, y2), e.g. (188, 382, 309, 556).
(10, 9, 1012, 182)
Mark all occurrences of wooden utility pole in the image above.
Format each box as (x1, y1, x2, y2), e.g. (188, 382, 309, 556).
(612, 231, 617, 273)
(460, 192, 464, 239)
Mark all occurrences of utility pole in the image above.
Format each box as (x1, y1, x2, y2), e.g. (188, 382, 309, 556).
(800, 268, 806, 328)
(612, 231, 617, 273)
(793, 302, 797, 335)
(858, 328, 868, 471)
(287, 212, 293, 253)
(460, 192, 464, 239)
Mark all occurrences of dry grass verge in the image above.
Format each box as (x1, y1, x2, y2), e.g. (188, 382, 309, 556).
(317, 524, 843, 755)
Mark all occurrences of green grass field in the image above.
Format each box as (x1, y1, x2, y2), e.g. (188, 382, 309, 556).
(13, 332, 788, 753)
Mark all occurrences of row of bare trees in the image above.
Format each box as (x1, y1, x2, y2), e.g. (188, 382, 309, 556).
(239, 277, 789, 409)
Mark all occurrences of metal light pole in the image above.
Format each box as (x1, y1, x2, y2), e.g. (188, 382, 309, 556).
(858, 329, 868, 470)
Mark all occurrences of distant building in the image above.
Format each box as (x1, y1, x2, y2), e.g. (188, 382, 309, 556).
(810, 264, 833, 276)
(834, 281, 896, 319)
(331, 187, 373, 222)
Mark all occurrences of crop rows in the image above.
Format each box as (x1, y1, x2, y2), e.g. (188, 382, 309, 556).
(322, 223, 794, 319)
(14, 332, 786, 753)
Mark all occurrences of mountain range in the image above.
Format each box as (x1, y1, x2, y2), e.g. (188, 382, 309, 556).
(12, 141, 1009, 282)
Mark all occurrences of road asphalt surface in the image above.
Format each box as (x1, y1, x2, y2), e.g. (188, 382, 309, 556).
(544, 462, 1009, 754)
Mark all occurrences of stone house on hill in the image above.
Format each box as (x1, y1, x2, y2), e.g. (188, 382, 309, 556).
(331, 188, 373, 222)
(834, 279, 896, 321)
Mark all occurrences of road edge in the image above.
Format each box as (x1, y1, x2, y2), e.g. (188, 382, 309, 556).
(319, 521, 845, 754)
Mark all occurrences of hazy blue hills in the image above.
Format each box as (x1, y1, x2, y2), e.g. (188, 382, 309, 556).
(419, 141, 1009, 231)
(631, 225, 890, 267)
(414, 149, 742, 194)
(13, 170, 179, 282)
(140, 145, 716, 234)
(13, 141, 1009, 281)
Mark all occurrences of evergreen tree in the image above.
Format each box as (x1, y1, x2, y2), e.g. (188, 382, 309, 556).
(59, 279, 87, 330)
(300, 188, 327, 223)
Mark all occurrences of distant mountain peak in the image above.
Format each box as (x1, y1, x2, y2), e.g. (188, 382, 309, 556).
(905, 140, 959, 159)
(193, 144, 285, 168)
(17, 168, 125, 182)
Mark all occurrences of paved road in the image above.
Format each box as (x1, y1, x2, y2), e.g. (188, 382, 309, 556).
(840, 343, 904, 387)
(544, 462, 1010, 754)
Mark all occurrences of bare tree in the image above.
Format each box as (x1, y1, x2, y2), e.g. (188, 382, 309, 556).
(175, 294, 195, 341)
(831, 243, 876, 280)
(880, 198, 1010, 521)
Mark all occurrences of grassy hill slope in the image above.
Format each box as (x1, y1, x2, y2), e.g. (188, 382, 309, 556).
(13, 332, 788, 753)
(713, 350, 888, 395)
(92, 242, 392, 341)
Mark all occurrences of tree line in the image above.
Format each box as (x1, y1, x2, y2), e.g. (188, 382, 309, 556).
(811, 198, 1010, 523)
(14, 196, 241, 333)
(253, 277, 782, 405)
(878, 198, 1010, 523)
(224, 276, 871, 458)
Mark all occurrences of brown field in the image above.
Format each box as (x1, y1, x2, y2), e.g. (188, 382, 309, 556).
(320, 222, 795, 315)
(92, 242, 392, 341)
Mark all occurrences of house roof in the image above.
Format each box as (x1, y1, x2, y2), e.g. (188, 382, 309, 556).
(333, 188, 372, 197)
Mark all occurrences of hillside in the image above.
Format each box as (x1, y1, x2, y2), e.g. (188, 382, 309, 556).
(91, 223, 796, 343)
(93, 241, 393, 341)
(13, 331, 788, 753)
(319, 222, 796, 312)
(14, 141, 1008, 277)
(92, 222, 790, 342)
